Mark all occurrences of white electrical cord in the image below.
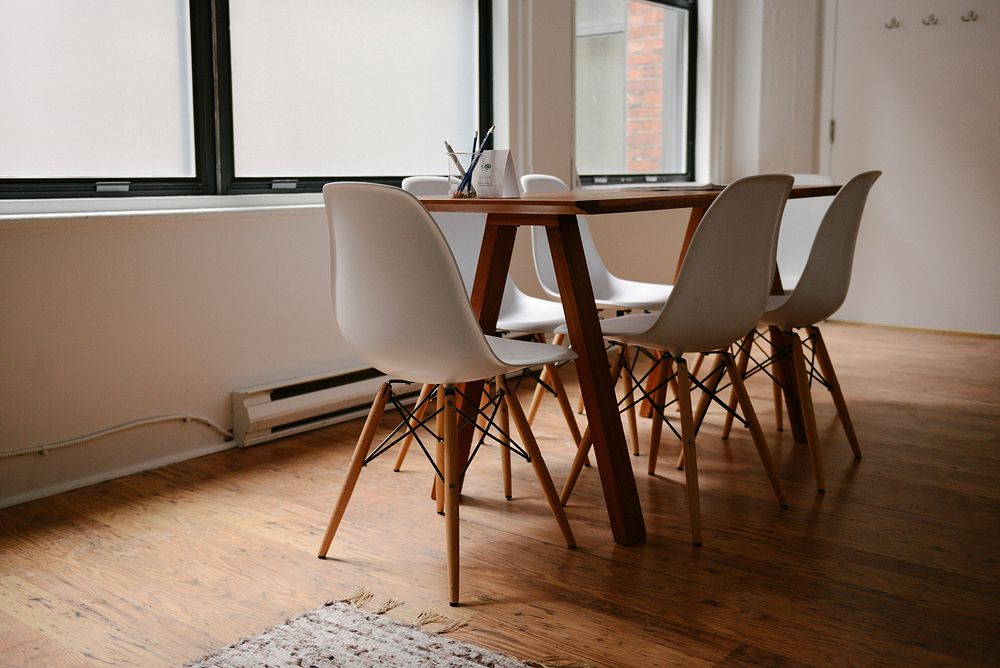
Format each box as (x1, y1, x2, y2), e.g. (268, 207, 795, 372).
(0, 414, 233, 460)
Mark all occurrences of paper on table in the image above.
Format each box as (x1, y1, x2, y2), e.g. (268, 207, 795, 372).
(640, 182, 726, 191)
(472, 150, 521, 198)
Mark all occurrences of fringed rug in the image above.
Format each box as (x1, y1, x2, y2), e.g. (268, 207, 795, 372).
(185, 599, 526, 668)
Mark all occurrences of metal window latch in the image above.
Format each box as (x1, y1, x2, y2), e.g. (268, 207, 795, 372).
(271, 179, 298, 190)
(96, 181, 130, 193)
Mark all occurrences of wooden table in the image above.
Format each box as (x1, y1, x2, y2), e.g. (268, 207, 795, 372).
(421, 185, 840, 546)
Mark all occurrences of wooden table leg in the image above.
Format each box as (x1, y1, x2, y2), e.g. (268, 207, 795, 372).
(548, 215, 646, 545)
(768, 271, 808, 444)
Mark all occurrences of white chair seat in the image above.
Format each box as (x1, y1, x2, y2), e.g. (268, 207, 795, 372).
(596, 312, 662, 346)
(486, 335, 576, 369)
(763, 292, 792, 314)
(597, 278, 674, 311)
(555, 312, 661, 348)
(496, 293, 567, 333)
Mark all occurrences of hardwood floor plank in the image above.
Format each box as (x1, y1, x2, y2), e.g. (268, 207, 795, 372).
(0, 323, 998, 666)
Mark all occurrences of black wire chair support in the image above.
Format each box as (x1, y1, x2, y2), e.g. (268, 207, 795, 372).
(681, 351, 749, 433)
(364, 383, 444, 478)
(361, 381, 532, 483)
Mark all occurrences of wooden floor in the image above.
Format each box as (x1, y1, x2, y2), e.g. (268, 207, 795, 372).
(2, 322, 999, 667)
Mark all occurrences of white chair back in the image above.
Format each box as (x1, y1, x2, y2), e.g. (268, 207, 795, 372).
(402, 176, 542, 327)
(401, 176, 485, 296)
(322, 182, 503, 384)
(776, 174, 835, 288)
(520, 174, 616, 300)
(771, 171, 881, 327)
(647, 174, 794, 354)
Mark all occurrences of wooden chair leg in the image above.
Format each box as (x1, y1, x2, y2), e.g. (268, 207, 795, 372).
(725, 353, 788, 508)
(435, 388, 446, 514)
(560, 346, 628, 505)
(527, 332, 563, 425)
(561, 427, 592, 506)
(722, 332, 754, 439)
(790, 332, 826, 492)
(692, 354, 727, 434)
(678, 354, 725, 470)
(500, 376, 576, 548)
(441, 385, 461, 606)
(648, 354, 673, 475)
(525, 334, 589, 467)
(318, 382, 391, 558)
(809, 326, 862, 459)
(547, 363, 590, 467)
(620, 346, 641, 456)
(675, 358, 702, 546)
(497, 380, 513, 500)
(640, 349, 665, 419)
(690, 352, 705, 377)
(526, 335, 549, 426)
(394, 383, 433, 471)
(773, 376, 784, 432)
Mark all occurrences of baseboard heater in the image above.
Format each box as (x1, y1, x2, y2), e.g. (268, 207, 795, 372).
(232, 367, 415, 448)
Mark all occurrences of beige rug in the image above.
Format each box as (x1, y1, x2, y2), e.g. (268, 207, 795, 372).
(185, 600, 526, 668)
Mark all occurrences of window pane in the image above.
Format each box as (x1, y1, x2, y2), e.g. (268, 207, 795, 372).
(575, 0, 689, 177)
(576, 32, 626, 173)
(229, 0, 478, 177)
(0, 0, 195, 178)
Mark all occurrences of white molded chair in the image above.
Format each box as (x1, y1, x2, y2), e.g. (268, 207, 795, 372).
(521, 173, 675, 450)
(520, 174, 674, 310)
(776, 174, 837, 291)
(317, 182, 576, 606)
(724, 171, 881, 493)
(396, 176, 585, 488)
(559, 174, 795, 545)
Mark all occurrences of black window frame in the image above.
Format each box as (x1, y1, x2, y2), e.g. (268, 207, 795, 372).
(576, 0, 697, 186)
(0, 0, 493, 199)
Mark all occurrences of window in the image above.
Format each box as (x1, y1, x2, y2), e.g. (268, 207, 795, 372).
(0, 0, 492, 198)
(0, 0, 215, 197)
(575, 0, 696, 184)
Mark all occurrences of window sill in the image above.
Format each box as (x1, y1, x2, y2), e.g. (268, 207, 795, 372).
(0, 192, 323, 220)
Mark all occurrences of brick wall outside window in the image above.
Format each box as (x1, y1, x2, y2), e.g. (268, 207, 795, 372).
(625, 2, 664, 173)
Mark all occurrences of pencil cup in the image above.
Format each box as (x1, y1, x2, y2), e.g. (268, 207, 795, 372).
(447, 152, 477, 198)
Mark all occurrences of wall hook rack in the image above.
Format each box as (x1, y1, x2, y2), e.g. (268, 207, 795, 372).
(922, 14, 939, 25)
(961, 10, 979, 22)
(884, 17, 901, 29)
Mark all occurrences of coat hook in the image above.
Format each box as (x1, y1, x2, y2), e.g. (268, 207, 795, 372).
(922, 14, 939, 25)
(884, 17, 901, 29)
(961, 10, 979, 22)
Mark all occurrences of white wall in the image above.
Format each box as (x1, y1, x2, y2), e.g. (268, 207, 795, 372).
(0, 204, 357, 506)
(825, 0, 1000, 334)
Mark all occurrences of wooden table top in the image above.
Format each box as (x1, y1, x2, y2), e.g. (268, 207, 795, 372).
(420, 185, 841, 217)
